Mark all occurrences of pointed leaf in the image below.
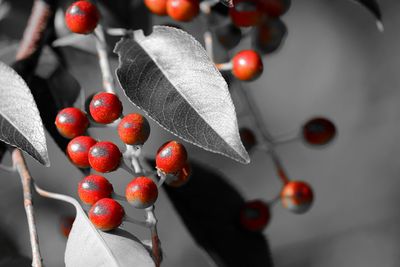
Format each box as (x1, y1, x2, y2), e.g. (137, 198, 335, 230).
(115, 26, 249, 164)
(34, 185, 155, 267)
(0, 61, 49, 166)
(351, 0, 383, 30)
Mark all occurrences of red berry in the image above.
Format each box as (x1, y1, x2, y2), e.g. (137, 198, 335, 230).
(55, 107, 89, 139)
(60, 216, 75, 237)
(252, 18, 287, 54)
(89, 198, 125, 231)
(281, 181, 313, 214)
(258, 0, 291, 17)
(166, 162, 191, 187)
(65, 1, 100, 34)
(67, 136, 97, 168)
(78, 175, 113, 205)
(118, 113, 151, 145)
(145, 0, 168, 15)
(239, 200, 270, 231)
(166, 0, 199, 22)
(88, 141, 121, 173)
(156, 141, 188, 173)
(302, 117, 336, 146)
(125, 177, 158, 209)
(229, 0, 262, 27)
(239, 128, 257, 151)
(89, 92, 123, 124)
(232, 50, 263, 81)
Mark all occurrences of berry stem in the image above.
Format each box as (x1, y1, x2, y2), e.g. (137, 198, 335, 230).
(216, 61, 233, 71)
(204, 31, 214, 61)
(156, 170, 167, 188)
(106, 27, 128, 36)
(12, 149, 43, 267)
(145, 206, 161, 267)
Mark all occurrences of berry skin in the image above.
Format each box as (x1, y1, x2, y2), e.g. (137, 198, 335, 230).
(55, 107, 89, 139)
(65, 1, 100, 34)
(89, 92, 123, 124)
(232, 50, 263, 81)
(67, 136, 97, 168)
(302, 117, 336, 146)
(145, 0, 168, 15)
(166, 162, 191, 187)
(89, 198, 125, 231)
(125, 177, 158, 209)
(78, 175, 113, 205)
(118, 113, 151, 145)
(239, 200, 270, 231)
(215, 23, 242, 50)
(239, 128, 257, 151)
(166, 0, 199, 22)
(258, 0, 291, 17)
(281, 181, 314, 214)
(252, 18, 287, 54)
(88, 141, 121, 173)
(60, 216, 75, 237)
(229, 0, 262, 27)
(156, 141, 188, 173)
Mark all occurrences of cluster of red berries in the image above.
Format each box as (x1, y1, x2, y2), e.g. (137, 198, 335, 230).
(145, 0, 200, 22)
(55, 91, 190, 231)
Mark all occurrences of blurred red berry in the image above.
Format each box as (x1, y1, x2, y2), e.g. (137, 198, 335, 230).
(88, 141, 121, 173)
(89, 198, 125, 231)
(118, 113, 151, 145)
(166, 162, 191, 187)
(156, 141, 188, 173)
(281, 181, 313, 214)
(166, 0, 199, 22)
(229, 0, 262, 27)
(67, 136, 97, 168)
(258, 0, 291, 17)
(89, 92, 123, 124)
(145, 0, 168, 15)
(252, 18, 287, 54)
(65, 1, 100, 34)
(125, 177, 158, 209)
(302, 117, 336, 146)
(55, 107, 89, 139)
(232, 50, 263, 81)
(239, 200, 270, 231)
(78, 175, 113, 205)
(60, 216, 75, 237)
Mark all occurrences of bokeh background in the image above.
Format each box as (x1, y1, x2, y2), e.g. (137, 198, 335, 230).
(1, 0, 400, 266)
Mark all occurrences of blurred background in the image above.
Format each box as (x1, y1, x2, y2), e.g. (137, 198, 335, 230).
(1, 0, 400, 266)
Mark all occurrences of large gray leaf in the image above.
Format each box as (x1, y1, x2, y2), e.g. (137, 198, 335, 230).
(114, 26, 249, 164)
(34, 185, 154, 267)
(0, 61, 49, 166)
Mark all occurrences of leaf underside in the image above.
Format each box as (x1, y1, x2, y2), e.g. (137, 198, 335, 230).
(114, 26, 249, 164)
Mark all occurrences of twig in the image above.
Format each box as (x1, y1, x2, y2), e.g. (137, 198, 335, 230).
(94, 25, 115, 94)
(204, 31, 214, 61)
(145, 206, 161, 267)
(12, 149, 42, 267)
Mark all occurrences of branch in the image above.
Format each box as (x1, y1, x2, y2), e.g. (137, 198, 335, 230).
(146, 206, 161, 267)
(94, 25, 115, 94)
(12, 149, 42, 267)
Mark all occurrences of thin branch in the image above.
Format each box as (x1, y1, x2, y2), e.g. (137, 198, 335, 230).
(12, 149, 42, 267)
(204, 31, 214, 61)
(145, 206, 161, 267)
(94, 25, 115, 94)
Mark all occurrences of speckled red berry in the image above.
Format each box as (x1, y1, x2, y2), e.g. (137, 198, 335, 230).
(239, 200, 270, 231)
(60, 216, 75, 237)
(229, 0, 262, 27)
(125, 177, 158, 209)
(66, 136, 97, 168)
(89, 198, 125, 231)
(232, 50, 263, 81)
(166, 0, 199, 22)
(145, 0, 168, 15)
(65, 1, 100, 34)
(239, 128, 257, 151)
(118, 113, 150, 145)
(55, 107, 89, 139)
(281, 181, 313, 214)
(78, 174, 113, 205)
(258, 0, 291, 17)
(156, 141, 188, 173)
(302, 117, 336, 146)
(89, 92, 123, 124)
(166, 162, 191, 187)
(88, 141, 121, 173)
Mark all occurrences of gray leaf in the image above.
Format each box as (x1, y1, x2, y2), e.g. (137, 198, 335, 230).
(0, 61, 49, 166)
(114, 26, 249, 164)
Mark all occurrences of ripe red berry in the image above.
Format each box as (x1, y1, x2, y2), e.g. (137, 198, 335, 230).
(60, 216, 75, 237)
(258, 0, 291, 17)
(89, 92, 123, 124)
(302, 117, 336, 146)
(281, 181, 313, 214)
(166, 0, 199, 22)
(232, 50, 263, 81)
(239, 200, 270, 231)
(78, 175, 113, 205)
(65, 1, 100, 34)
(145, 0, 168, 15)
(166, 162, 191, 187)
(239, 128, 257, 151)
(55, 107, 89, 139)
(229, 0, 262, 27)
(125, 177, 158, 209)
(67, 136, 97, 168)
(252, 18, 287, 54)
(89, 198, 125, 231)
(215, 23, 242, 50)
(88, 141, 121, 173)
(156, 141, 188, 173)
(118, 113, 151, 145)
